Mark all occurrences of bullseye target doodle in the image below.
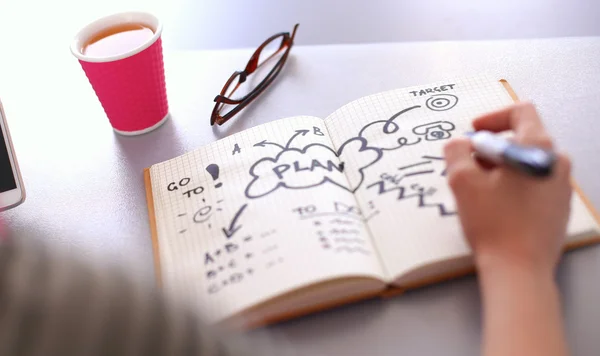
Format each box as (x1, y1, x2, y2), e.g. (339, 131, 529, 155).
(426, 94, 458, 112)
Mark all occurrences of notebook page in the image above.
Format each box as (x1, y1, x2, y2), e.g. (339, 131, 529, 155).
(323, 77, 600, 280)
(149, 116, 384, 322)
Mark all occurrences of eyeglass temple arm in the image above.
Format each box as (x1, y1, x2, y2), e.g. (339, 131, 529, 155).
(244, 23, 299, 75)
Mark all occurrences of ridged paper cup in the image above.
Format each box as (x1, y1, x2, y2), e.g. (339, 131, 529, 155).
(70, 12, 169, 135)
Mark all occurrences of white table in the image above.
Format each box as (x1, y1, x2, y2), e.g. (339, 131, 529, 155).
(1, 37, 600, 355)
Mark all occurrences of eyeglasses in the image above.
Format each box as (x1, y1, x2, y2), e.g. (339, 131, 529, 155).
(210, 24, 299, 126)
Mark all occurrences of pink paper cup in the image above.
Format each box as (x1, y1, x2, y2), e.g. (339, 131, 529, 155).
(70, 12, 169, 135)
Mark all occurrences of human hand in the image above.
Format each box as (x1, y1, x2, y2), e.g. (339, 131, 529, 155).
(444, 102, 572, 276)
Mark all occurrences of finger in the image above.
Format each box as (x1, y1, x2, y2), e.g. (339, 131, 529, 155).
(473, 102, 544, 132)
(553, 152, 572, 180)
(475, 155, 497, 170)
(474, 102, 553, 149)
(510, 103, 554, 148)
(444, 138, 484, 190)
(471, 103, 540, 132)
(472, 106, 515, 132)
(444, 138, 473, 168)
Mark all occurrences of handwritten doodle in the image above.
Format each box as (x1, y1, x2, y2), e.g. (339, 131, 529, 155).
(243, 236, 253, 242)
(364, 200, 380, 221)
(167, 178, 191, 192)
(412, 185, 455, 216)
(220, 272, 245, 287)
(292, 205, 317, 216)
(297, 201, 364, 222)
(205, 164, 223, 189)
(334, 201, 361, 215)
(364, 210, 380, 221)
(367, 155, 456, 216)
(286, 129, 309, 148)
(412, 121, 455, 141)
(206, 259, 237, 279)
(207, 268, 255, 294)
(300, 211, 363, 222)
(329, 219, 354, 225)
(179, 229, 187, 234)
(398, 160, 433, 171)
(221, 204, 248, 239)
(262, 245, 278, 254)
(254, 140, 285, 150)
(265, 257, 285, 269)
(208, 284, 220, 294)
(333, 238, 365, 244)
(423, 155, 447, 175)
(381, 169, 433, 185)
(259, 229, 277, 238)
(355, 106, 422, 151)
(320, 236, 331, 249)
(203, 238, 256, 290)
(224, 241, 239, 253)
(232, 143, 241, 155)
(204, 243, 240, 265)
(229, 273, 244, 284)
(409, 84, 456, 97)
(330, 228, 361, 235)
(193, 198, 224, 229)
(335, 246, 370, 255)
(313, 126, 325, 136)
(167, 178, 205, 198)
(425, 94, 458, 111)
(182, 186, 205, 198)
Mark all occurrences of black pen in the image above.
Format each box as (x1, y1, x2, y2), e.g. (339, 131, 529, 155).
(468, 131, 556, 177)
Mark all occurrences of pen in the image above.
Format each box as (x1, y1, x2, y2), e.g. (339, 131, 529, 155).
(468, 130, 556, 177)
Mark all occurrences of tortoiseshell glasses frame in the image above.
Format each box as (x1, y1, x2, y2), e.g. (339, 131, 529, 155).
(210, 24, 299, 126)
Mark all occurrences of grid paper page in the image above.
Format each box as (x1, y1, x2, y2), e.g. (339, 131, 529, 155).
(149, 116, 384, 322)
(324, 76, 600, 279)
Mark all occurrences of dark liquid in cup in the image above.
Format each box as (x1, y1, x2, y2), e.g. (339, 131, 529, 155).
(82, 23, 154, 58)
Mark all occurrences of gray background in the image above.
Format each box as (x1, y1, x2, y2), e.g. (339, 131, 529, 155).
(1, 0, 600, 52)
(0, 1, 599, 356)
(161, 0, 600, 49)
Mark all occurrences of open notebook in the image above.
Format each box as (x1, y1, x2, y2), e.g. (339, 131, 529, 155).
(144, 77, 600, 328)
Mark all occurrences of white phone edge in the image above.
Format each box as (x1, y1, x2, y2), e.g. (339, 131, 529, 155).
(0, 99, 25, 211)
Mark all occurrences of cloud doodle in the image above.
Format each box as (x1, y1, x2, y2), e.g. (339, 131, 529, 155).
(245, 137, 381, 199)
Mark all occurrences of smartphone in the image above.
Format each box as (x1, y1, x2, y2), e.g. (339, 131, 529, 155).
(0, 100, 25, 211)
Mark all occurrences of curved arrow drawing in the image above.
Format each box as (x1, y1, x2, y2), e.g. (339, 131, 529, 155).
(285, 129, 309, 148)
(253, 140, 284, 150)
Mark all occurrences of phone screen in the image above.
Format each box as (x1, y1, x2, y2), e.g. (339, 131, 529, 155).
(0, 124, 17, 193)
